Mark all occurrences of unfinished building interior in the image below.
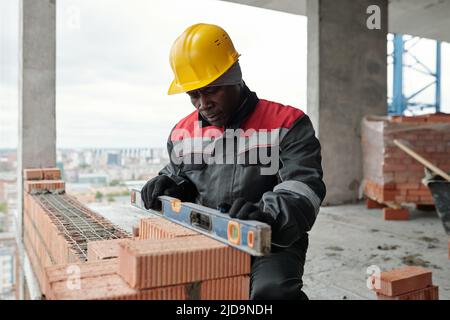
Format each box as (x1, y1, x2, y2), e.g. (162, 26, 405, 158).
(8, 0, 450, 300)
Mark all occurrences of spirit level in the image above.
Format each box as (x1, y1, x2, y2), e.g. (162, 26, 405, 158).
(130, 189, 271, 256)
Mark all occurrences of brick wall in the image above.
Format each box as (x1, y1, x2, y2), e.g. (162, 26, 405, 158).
(45, 259, 249, 300)
(139, 216, 199, 240)
(24, 168, 251, 300)
(371, 266, 438, 300)
(22, 168, 130, 297)
(361, 114, 450, 205)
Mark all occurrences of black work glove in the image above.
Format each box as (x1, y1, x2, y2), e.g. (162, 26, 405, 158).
(141, 175, 184, 210)
(228, 197, 275, 225)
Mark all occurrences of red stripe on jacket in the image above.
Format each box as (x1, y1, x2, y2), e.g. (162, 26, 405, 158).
(170, 99, 305, 141)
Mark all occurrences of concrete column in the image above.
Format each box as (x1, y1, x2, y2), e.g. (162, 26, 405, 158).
(17, 0, 56, 299)
(307, 0, 388, 205)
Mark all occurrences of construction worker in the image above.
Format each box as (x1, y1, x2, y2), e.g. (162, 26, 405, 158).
(141, 23, 326, 300)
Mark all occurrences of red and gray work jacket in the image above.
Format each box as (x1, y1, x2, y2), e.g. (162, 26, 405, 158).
(159, 85, 326, 247)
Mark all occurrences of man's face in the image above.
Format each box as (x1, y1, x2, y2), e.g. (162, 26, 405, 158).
(187, 85, 242, 127)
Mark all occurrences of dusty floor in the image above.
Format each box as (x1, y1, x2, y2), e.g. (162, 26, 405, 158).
(90, 201, 450, 300)
(303, 202, 449, 300)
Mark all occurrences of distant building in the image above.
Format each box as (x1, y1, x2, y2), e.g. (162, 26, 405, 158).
(78, 173, 108, 186)
(0, 172, 15, 202)
(0, 235, 16, 299)
(107, 152, 121, 166)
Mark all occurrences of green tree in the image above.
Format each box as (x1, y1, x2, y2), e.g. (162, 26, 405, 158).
(109, 179, 121, 186)
(95, 191, 103, 202)
(0, 202, 7, 213)
(107, 194, 115, 202)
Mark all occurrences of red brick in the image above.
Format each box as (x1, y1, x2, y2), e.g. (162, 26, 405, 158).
(25, 180, 65, 194)
(42, 168, 61, 180)
(376, 285, 438, 300)
(381, 190, 397, 202)
(408, 189, 431, 197)
(366, 198, 385, 209)
(23, 194, 84, 294)
(138, 216, 198, 240)
(383, 207, 409, 220)
(87, 239, 129, 261)
(24, 168, 43, 180)
(23, 191, 130, 295)
(47, 273, 182, 300)
(397, 183, 419, 190)
(45, 259, 249, 300)
(383, 163, 407, 172)
(132, 225, 139, 238)
(383, 183, 396, 190)
(406, 195, 419, 202)
(118, 236, 251, 289)
(200, 276, 250, 300)
(373, 266, 432, 296)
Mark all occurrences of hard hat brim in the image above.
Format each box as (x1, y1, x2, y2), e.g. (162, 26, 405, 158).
(167, 56, 240, 95)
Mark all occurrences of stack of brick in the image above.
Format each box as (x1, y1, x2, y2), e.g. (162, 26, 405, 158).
(86, 216, 199, 262)
(46, 215, 251, 300)
(24, 168, 65, 194)
(118, 236, 250, 295)
(371, 266, 438, 300)
(139, 216, 199, 240)
(24, 169, 251, 300)
(24, 192, 82, 290)
(23, 168, 81, 293)
(23, 168, 131, 297)
(361, 114, 450, 218)
(44, 259, 249, 300)
(87, 239, 129, 261)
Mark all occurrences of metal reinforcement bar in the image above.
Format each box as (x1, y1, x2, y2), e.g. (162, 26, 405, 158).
(34, 194, 131, 260)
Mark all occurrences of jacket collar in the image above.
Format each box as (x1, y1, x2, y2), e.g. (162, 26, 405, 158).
(198, 83, 259, 130)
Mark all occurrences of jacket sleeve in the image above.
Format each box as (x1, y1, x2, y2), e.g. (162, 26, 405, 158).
(158, 133, 198, 201)
(259, 114, 326, 247)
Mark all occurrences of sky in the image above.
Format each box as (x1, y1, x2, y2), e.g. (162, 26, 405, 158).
(0, 0, 449, 149)
(0, 0, 307, 149)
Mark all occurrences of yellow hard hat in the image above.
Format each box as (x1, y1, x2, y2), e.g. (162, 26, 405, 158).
(168, 23, 240, 95)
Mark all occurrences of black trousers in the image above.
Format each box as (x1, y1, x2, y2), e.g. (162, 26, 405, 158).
(250, 234, 309, 300)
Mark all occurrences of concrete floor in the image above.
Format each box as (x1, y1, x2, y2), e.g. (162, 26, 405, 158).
(89, 201, 449, 300)
(303, 202, 449, 300)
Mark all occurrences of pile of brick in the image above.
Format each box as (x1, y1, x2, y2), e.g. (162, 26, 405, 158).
(87, 239, 129, 261)
(23, 168, 131, 297)
(44, 258, 249, 300)
(371, 266, 438, 300)
(361, 113, 450, 219)
(138, 216, 199, 240)
(87, 217, 200, 262)
(24, 168, 65, 194)
(45, 220, 251, 300)
(23, 169, 251, 299)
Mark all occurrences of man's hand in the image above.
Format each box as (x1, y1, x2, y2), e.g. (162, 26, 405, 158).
(228, 197, 275, 225)
(141, 175, 184, 210)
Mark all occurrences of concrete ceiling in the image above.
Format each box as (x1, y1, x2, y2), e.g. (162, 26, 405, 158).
(221, 0, 450, 42)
